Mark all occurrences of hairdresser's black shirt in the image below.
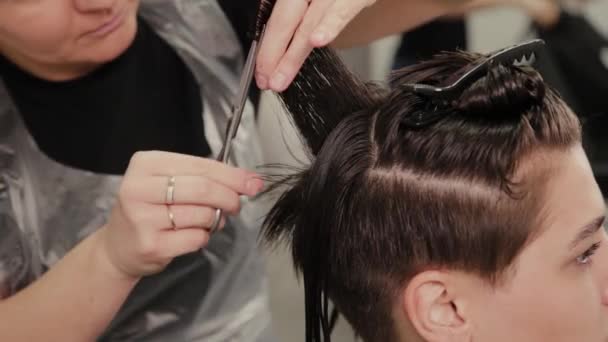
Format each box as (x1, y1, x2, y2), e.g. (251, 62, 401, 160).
(0, 2, 256, 175)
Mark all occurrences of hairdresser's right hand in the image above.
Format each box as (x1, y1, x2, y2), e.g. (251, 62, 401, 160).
(96, 151, 264, 279)
(256, 0, 377, 92)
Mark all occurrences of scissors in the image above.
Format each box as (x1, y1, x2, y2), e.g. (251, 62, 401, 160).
(208, 26, 267, 234)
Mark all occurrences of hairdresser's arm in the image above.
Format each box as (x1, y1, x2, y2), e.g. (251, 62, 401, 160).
(446, 0, 560, 27)
(332, 0, 470, 48)
(256, 0, 469, 92)
(0, 229, 137, 341)
(0, 151, 261, 341)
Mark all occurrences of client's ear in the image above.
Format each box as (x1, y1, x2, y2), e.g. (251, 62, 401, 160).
(403, 271, 472, 342)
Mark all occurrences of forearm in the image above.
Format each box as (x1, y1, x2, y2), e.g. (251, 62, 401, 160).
(333, 0, 471, 48)
(0, 227, 139, 341)
(448, 0, 561, 27)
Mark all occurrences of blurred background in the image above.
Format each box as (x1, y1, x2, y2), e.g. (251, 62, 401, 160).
(257, 1, 608, 340)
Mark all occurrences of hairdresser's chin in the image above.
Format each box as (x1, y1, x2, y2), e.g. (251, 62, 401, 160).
(0, 0, 140, 81)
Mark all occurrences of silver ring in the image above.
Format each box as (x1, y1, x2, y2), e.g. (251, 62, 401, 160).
(209, 209, 222, 234)
(167, 205, 177, 230)
(166, 176, 176, 205)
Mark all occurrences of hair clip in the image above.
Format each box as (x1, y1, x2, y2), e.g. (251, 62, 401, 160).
(401, 39, 545, 128)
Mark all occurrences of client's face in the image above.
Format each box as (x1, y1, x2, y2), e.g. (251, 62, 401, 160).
(0, 0, 139, 80)
(466, 145, 608, 342)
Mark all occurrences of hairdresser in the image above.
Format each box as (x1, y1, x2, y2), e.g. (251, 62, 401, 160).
(0, 0, 471, 340)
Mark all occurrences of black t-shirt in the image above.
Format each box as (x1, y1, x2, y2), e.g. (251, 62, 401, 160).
(0, 1, 257, 175)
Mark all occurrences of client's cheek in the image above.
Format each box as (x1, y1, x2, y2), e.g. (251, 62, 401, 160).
(0, 271, 10, 299)
(592, 236, 608, 305)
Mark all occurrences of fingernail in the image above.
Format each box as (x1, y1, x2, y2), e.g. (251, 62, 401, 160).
(270, 72, 287, 91)
(246, 178, 264, 195)
(256, 73, 268, 89)
(311, 31, 327, 45)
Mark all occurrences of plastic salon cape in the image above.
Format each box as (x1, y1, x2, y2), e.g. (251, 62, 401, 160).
(0, 1, 272, 341)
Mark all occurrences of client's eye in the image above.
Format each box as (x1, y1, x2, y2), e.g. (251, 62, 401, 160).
(576, 242, 602, 266)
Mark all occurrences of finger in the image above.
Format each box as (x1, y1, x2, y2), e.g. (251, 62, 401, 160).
(123, 175, 244, 214)
(310, 0, 373, 47)
(123, 202, 228, 233)
(169, 206, 227, 230)
(255, 0, 310, 89)
(268, 0, 334, 92)
(127, 151, 263, 196)
(158, 229, 211, 258)
(159, 205, 226, 230)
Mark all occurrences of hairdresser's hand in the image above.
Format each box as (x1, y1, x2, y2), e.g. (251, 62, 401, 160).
(256, 0, 376, 92)
(97, 151, 264, 278)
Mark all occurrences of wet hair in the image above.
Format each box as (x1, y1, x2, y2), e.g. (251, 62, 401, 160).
(255, 3, 581, 342)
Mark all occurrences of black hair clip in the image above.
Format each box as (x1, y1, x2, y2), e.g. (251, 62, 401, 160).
(401, 39, 546, 128)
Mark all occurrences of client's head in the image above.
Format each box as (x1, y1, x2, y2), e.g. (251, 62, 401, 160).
(263, 47, 608, 342)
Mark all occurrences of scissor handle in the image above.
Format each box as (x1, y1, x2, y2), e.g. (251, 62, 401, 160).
(208, 208, 223, 235)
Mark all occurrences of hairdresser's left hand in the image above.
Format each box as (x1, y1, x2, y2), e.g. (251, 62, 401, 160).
(255, 0, 376, 92)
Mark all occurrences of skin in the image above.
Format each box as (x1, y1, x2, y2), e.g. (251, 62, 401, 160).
(256, 0, 472, 91)
(401, 145, 608, 342)
(451, 0, 561, 27)
(468, 146, 608, 342)
(0, 0, 140, 81)
(0, 150, 263, 341)
(0, 0, 483, 339)
(0, 0, 472, 85)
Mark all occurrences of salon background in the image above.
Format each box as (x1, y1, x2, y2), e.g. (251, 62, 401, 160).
(259, 2, 608, 341)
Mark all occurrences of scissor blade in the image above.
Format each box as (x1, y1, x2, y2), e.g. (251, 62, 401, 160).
(232, 41, 259, 119)
(217, 27, 266, 163)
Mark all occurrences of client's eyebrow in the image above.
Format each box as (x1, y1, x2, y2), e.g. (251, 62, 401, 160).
(569, 216, 606, 250)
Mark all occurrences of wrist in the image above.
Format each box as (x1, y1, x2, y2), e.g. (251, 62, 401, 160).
(89, 226, 141, 284)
